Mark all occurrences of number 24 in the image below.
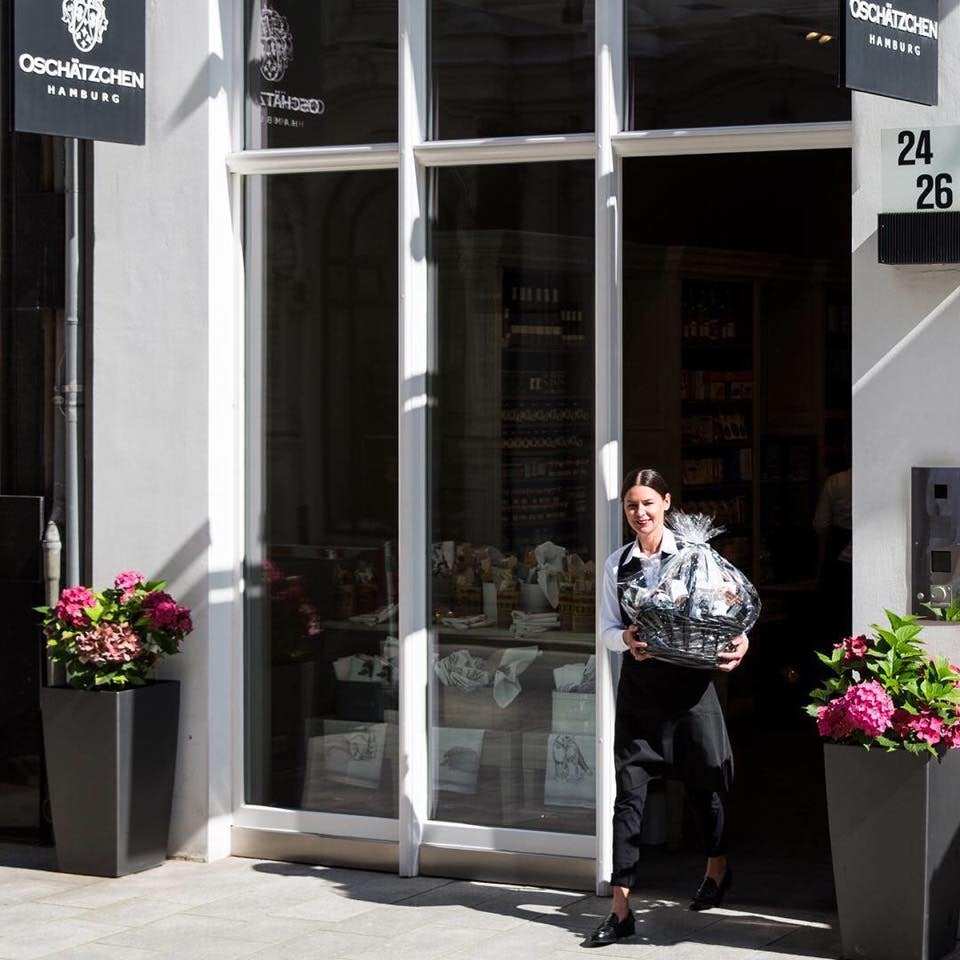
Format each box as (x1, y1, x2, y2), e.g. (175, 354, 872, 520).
(898, 129, 933, 165)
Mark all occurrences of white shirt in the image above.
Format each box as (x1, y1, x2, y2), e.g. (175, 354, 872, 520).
(599, 528, 679, 652)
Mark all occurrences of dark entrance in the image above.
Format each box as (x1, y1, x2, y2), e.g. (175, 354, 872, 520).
(0, 127, 65, 842)
(621, 149, 851, 910)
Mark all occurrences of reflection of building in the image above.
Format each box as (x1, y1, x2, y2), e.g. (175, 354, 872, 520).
(0, 0, 952, 897)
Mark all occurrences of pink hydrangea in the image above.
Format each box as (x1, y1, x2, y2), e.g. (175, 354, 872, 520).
(940, 722, 960, 749)
(114, 570, 145, 600)
(54, 586, 97, 627)
(841, 680, 895, 738)
(837, 634, 870, 662)
(905, 711, 944, 745)
(143, 591, 193, 636)
(891, 708, 913, 736)
(817, 698, 854, 739)
(74, 622, 143, 665)
(299, 603, 323, 637)
(263, 559, 285, 584)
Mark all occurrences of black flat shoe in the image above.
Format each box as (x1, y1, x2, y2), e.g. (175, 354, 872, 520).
(583, 909, 635, 947)
(689, 866, 733, 911)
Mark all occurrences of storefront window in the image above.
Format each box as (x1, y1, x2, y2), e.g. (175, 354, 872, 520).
(428, 161, 596, 833)
(626, 0, 850, 129)
(246, 1, 398, 149)
(245, 171, 399, 818)
(431, 1, 595, 140)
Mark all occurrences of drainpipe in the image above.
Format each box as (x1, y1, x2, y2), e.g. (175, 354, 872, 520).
(42, 521, 63, 686)
(63, 138, 81, 588)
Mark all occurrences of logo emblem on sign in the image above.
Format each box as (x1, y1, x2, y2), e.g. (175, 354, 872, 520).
(259, 8, 294, 82)
(61, 0, 109, 53)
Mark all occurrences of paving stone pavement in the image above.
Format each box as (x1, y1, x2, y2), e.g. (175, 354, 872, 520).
(0, 843, 856, 960)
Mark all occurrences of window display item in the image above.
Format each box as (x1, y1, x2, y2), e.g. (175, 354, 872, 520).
(510, 610, 560, 637)
(434, 649, 490, 691)
(619, 512, 761, 669)
(544, 733, 595, 808)
(334, 568, 356, 619)
(303, 720, 388, 799)
(434, 645, 540, 721)
(433, 728, 485, 795)
(354, 562, 380, 614)
(439, 613, 493, 630)
(525, 540, 566, 608)
(348, 601, 397, 626)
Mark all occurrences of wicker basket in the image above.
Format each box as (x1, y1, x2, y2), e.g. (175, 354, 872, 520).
(569, 594, 595, 634)
(632, 607, 738, 669)
(452, 584, 482, 615)
(496, 588, 519, 628)
(334, 584, 355, 620)
(356, 583, 379, 615)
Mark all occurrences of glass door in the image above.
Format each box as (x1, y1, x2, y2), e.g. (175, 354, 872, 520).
(426, 160, 596, 850)
(244, 171, 400, 827)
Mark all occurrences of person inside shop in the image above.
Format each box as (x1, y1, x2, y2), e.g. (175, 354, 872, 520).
(813, 459, 852, 649)
(585, 468, 749, 948)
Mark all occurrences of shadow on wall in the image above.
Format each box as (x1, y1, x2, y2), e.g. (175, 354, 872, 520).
(852, 230, 960, 388)
(126, 522, 240, 858)
(161, 0, 236, 133)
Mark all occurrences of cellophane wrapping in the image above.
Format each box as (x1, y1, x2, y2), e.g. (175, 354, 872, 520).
(619, 512, 760, 669)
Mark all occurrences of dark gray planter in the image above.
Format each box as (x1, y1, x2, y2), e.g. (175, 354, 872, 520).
(40, 681, 180, 877)
(825, 743, 960, 960)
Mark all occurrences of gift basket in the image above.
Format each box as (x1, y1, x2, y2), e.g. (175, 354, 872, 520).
(619, 512, 760, 669)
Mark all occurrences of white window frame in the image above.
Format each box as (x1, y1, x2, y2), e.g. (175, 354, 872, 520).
(226, 0, 852, 895)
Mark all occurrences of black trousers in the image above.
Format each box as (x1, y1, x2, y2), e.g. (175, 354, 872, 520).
(611, 781, 727, 889)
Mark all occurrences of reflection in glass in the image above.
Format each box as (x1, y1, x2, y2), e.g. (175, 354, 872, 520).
(431, 1, 594, 140)
(429, 162, 595, 833)
(627, 1, 849, 129)
(245, 172, 399, 818)
(247, 0, 398, 148)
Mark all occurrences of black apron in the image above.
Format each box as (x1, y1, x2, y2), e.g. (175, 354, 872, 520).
(613, 543, 733, 795)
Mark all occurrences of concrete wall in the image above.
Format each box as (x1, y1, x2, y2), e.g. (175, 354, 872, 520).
(90, 1, 240, 861)
(852, 6, 960, 642)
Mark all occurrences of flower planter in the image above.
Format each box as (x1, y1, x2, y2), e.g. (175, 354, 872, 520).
(40, 680, 180, 877)
(824, 743, 960, 960)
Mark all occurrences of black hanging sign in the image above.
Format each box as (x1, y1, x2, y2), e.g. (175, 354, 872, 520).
(13, 0, 146, 145)
(843, 0, 939, 106)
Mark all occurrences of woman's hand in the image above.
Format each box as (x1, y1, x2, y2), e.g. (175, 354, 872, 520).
(716, 634, 749, 672)
(622, 625, 651, 662)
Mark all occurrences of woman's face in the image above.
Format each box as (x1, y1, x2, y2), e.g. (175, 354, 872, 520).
(623, 484, 671, 542)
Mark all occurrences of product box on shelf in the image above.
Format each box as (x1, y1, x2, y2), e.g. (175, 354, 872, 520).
(559, 591, 595, 633)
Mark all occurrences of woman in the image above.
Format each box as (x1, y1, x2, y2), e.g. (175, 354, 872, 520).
(586, 468, 749, 948)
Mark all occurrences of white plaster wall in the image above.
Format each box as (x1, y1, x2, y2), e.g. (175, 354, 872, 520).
(91, 0, 240, 860)
(853, 5, 960, 643)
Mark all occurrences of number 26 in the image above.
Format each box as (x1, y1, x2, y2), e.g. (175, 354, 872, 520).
(917, 173, 953, 210)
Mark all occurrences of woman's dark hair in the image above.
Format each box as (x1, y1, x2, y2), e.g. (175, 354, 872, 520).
(620, 468, 670, 503)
